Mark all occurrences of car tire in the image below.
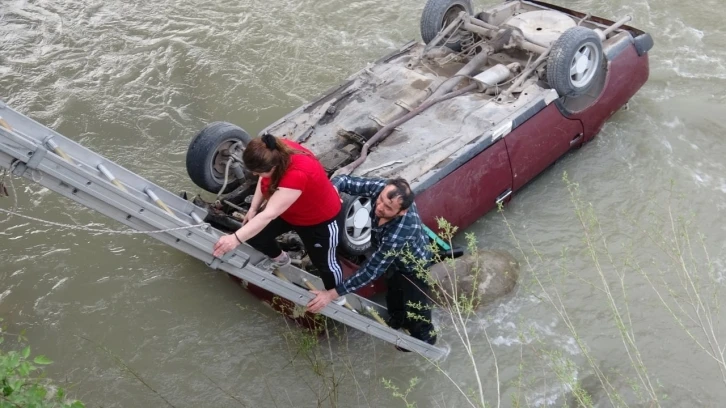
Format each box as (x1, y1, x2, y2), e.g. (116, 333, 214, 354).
(186, 122, 252, 194)
(420, 0, 474, 52)
(547, 26, 604, 97)
(337, 193, 373, 256)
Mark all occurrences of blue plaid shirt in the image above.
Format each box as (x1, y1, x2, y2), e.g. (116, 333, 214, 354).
(332, 175, 433, 296)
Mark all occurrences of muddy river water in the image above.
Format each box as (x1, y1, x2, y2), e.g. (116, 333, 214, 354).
(1, 0, 726, 406)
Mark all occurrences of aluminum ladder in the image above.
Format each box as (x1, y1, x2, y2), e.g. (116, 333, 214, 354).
(0, 101, 445, 359)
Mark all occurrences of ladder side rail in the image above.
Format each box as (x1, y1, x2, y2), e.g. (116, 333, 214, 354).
(0, 105, 203, 220)
(0, 126, 252, 267)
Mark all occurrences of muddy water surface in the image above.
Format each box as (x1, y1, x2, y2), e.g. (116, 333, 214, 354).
(1, 0, 726, 406)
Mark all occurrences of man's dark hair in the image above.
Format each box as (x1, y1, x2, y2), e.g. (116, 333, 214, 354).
(385, 177, 414, 211)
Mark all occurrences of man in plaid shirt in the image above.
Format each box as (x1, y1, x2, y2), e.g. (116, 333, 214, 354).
(307, 175, 437, 347)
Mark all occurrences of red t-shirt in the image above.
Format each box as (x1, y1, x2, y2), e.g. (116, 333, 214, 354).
(259, 140, 341, 226)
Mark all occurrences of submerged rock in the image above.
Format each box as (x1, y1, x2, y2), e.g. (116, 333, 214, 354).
(428, 249, 519, 308)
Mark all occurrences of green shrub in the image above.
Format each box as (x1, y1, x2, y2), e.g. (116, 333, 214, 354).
(0, 336, 84, 408)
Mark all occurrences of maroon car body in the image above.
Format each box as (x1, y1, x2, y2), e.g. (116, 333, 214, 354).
(216, 0, 652, 308)
(416, 11, 650, 227)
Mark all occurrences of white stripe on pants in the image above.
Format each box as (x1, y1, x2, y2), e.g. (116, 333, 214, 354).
(327, 220, 343, 284)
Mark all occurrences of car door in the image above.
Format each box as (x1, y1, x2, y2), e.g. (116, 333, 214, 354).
(504, 104, 584, 191)
(415, 138, 513, 231)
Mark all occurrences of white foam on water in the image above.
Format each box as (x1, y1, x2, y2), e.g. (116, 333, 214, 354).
(712, 259, 726, 284)
(663, 117, 682, 129)
(140, 274, 160, 284)
(51, 277, 68, 290)
(660, 18, 706, 43)
(40, 248, 70, 257)
(33, 295, 47, 310)
(526, 374, 578, 407)
(108, 246, 126, 254)
(491, 335, 521, 347)
(689, 168, 712, 186)
(662, 50, 726, 80)
(474, 295, 581, 357)
(3, 223, 30, 232)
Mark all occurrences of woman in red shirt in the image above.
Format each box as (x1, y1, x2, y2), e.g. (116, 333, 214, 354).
(212, 134, 343, 291)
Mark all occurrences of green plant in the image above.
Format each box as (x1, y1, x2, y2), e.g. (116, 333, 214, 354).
(0, 336, 84, 408)
(381, 377, 420, 408)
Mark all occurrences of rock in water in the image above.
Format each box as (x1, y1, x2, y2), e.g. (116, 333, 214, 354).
(428, 250, 519, 308)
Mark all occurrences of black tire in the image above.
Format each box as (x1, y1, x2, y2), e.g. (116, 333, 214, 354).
(420, 0, 474, 52)
(186, 122, 252, 194)
(337, 193, 373, 256)
(547, 27, 604, 97)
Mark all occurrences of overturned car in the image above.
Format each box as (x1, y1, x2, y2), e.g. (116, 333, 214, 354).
(185, 0, 652, 306)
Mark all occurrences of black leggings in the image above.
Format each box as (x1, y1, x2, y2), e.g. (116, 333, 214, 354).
(386, 272, 435, 343)
(246, 215, 343, 290)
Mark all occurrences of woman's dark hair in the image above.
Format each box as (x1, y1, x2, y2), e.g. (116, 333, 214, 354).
(242, 134, 295, 195)
(385, 177, 414, 211)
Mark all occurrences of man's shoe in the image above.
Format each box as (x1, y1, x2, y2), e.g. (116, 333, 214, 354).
(257, 251, 291, 271)
(386, 315, 405, 330)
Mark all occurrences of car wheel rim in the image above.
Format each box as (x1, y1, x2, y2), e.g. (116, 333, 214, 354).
(211, 139, 243, 183)
(569, 42, 600, 88)
(344, 197, 372, 246)
(442, 5, 467, 42)
(442, 5, 465, 27)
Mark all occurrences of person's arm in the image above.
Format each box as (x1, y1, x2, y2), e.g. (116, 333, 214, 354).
(331, 175, 386, 199)
(307, 223, 408, 313)
(236, 187, 301, 240)
(245, 180, 265, 222)
(338, 242, 399, 296)
(212, 187, 301, 257)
